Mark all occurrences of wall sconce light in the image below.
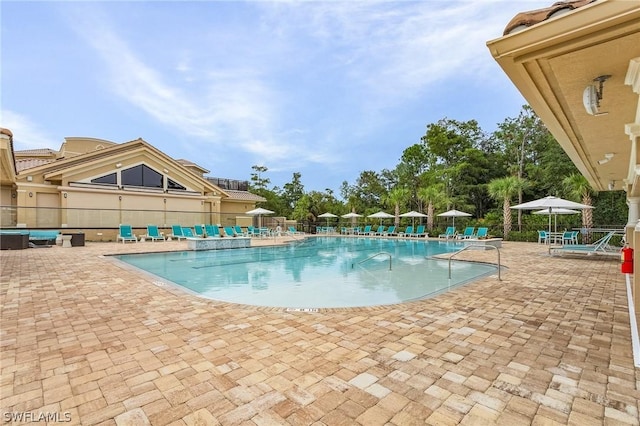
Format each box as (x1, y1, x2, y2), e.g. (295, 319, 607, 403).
(116, 163, 122, 168)
(27, 176, 33, 182)
(583, 74, 611, 115)
(163, 198, 166, 203)
(608, 180, 616, 191)
(63, 192, 68, 198)
(11, 192, 16, 199)
(119, 195, 122, 201)
(28, 192, 33, 197)
(598, 153, 614, 165)
(163, 169, 169, 173)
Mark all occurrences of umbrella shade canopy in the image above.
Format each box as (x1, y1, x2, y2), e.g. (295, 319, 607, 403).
(437, 209, 471, 227)
(511, 196, 592, 210)
(318, 212, 338, 218)
(245, 207, 275, 215)
(367, 211, 394, 219)
(400, 210, 428, 228)
(533, 207, 580, 233)
(341, 212, 363, 218)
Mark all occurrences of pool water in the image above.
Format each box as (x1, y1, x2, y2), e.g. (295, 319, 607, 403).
(114, 237, 497, 308)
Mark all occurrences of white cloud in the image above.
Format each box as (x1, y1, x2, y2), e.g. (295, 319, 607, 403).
(0, 110, 58, 150)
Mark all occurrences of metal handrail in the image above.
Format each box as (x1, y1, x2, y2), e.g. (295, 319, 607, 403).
(352, 252, 392, 271)
(447, 245, 501, 281)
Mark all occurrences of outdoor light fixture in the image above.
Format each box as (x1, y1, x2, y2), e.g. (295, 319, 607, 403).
(116, 163, 122, 168)
(598, 153, 614, 165)
(608, 180, 616, 190)
(583, 75, 611, 115)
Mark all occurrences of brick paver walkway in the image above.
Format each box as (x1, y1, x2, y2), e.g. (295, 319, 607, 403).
(1, 238, 638, 425)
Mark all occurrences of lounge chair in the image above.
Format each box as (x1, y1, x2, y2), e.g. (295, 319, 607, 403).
(194, 224, 204, 237)
(143, 225, 165, 242)
(234, 225, 248, 237)
(371, 225, 385, 235)
(117, 224, 138, 243)
(288, 226, 303, 236)
(399, 226, 414, 237)
(383, 225, 396, 236)
(438, 227, 456, 239)
(205, 224, 221, 237)
(412, 225, 428, 238)
(223, 226, 238, 237)
(551, 230, 621, 257)
(168, 225, 186, 241)
(457, 227, 475, 239)
(182, 227, 195, 237)
(475, 227, 488, 239)
(358, 225, 372, 235)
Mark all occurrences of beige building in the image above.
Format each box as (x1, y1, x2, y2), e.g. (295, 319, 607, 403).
(0, 130, 265, 239)
(487, 1, 640, 306)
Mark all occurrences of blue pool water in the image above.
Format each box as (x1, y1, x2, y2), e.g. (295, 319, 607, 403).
(114, 237, 497, 308)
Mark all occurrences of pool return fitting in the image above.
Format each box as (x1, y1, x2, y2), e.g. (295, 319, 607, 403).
(352, 252, 392, 271)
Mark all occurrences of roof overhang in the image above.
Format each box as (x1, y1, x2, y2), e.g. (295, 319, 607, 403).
(0, 129, 16, 186)
(487, 0, 640, 193)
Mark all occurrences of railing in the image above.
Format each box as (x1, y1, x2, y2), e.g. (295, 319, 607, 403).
(447, 245, 501, 281)
(352, 252, 392, 271)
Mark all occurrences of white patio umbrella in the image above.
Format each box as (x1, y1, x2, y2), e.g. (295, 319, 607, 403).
(318, 212, 338, 227)
(341, 212, 363, 227)
(399, 210, 428, 228)
(512, 196, 592, 238)
(245, 207, 274, 228)
(533, 207, 580, 233)
(367, 211, 395, 226)
(437, 209, 471, 227)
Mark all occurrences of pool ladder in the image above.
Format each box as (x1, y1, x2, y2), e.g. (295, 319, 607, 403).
(352, 252, 392, 271)
(447, 245, 501, 281)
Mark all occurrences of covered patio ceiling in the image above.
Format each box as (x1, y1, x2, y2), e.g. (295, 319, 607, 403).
(487, 0, 640, 194)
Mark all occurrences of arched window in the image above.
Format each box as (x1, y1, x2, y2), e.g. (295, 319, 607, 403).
(121, 164, 163, 188)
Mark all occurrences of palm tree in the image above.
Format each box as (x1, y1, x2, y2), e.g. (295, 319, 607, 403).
(563, 173, 594, 241)
(383, 187, 410, 228)
(488, 176, 527, 239)
(417, 185, 447, 231)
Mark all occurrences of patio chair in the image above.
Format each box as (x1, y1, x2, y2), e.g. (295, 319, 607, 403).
(358, 225, 372, 235)
(537, 230, 548, 244)
(223, 226, 238, 237)
(398, 225, 414, 238)
(234, 225, 247, 237)
(194, 224, 204, 237)
(562, 230, 579, 245)
(182, 227, 195, 237)
(457, 227, 475, 239)
(117, 224, 138, 243)
(371, 225, 385, 235)
(143, 225, 165, 242)
(383, 225, 397, 236)
(168, 225, 186, 241)
(438, 227, 456, 239)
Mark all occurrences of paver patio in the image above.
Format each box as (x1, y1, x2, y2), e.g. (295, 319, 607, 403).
(1, 238, 639, 425)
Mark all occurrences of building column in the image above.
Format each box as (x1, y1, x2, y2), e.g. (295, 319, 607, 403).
(627, 197, 640, 241)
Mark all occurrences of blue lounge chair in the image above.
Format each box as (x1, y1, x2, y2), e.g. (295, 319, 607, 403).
(182, 227, 195, 237)
(412, 225, 428, 238)
(372, 225, 385, 235)
(144, 225, 165, 242)
(457, 227, 475, 239)
(223, 226, 237, 237)
(234, 225, 247, 237)
(117, 224, 138, 243)
(194, 225, 204, 237)
(399, 226, 414, 237)
(551, 230, 621, 257)
(475, 227, 488, 239)
(438, 227, 456, 239)
(288, 226, 303, 236)
(383, 225, 396, 236)
(168, 225, 186, 241)
(205, 224, 221, 237)
(358, 225, 372, 235)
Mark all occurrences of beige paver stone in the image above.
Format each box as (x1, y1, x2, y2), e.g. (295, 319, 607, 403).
(114, 408, 151, 426)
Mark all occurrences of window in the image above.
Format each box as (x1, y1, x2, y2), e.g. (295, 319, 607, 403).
(167, 178, 186, 190)
(91, 173, 117, 185)
(121, 164, 163, 188)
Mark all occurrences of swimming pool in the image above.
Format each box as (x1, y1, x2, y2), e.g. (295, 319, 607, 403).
(114, 237, 498, 309)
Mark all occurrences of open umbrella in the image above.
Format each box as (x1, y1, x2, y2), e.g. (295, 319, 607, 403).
(399, 210, 428, 228)
(437, 209, 471, 227)
(245, 207, 274, 228)
(318, 212, 338, 228)
(367, 211, 395, 226)
(341, 212, 363, 227)
(533, 207, 580, 233)
(512, 196, 592, 237)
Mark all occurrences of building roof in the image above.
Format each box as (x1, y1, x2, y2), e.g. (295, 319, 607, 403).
(16, 158, 55, 172)
(15, 148, 59, 157)
(504, 0, 595, 35)
(224, 189, 267, 202)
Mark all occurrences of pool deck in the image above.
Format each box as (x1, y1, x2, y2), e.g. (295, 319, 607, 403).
(1, 237, 639, 425)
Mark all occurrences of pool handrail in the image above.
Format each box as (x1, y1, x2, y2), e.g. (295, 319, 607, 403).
(352, 251, 392, 271)
(447, 245, 501, 281)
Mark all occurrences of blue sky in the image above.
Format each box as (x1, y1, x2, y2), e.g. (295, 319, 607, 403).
(1, 1, 550, 194)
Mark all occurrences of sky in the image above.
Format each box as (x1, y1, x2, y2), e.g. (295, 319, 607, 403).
(1, 0, 551, 195)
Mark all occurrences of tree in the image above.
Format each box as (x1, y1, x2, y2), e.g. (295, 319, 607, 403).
(488, 176, 527, 239)
(563, 173, 595, 240)
(249, 165, 271, 193)
(417, 185, 447, 231)
(281, 172, 305, 217)
(382, 187, 410, 227)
